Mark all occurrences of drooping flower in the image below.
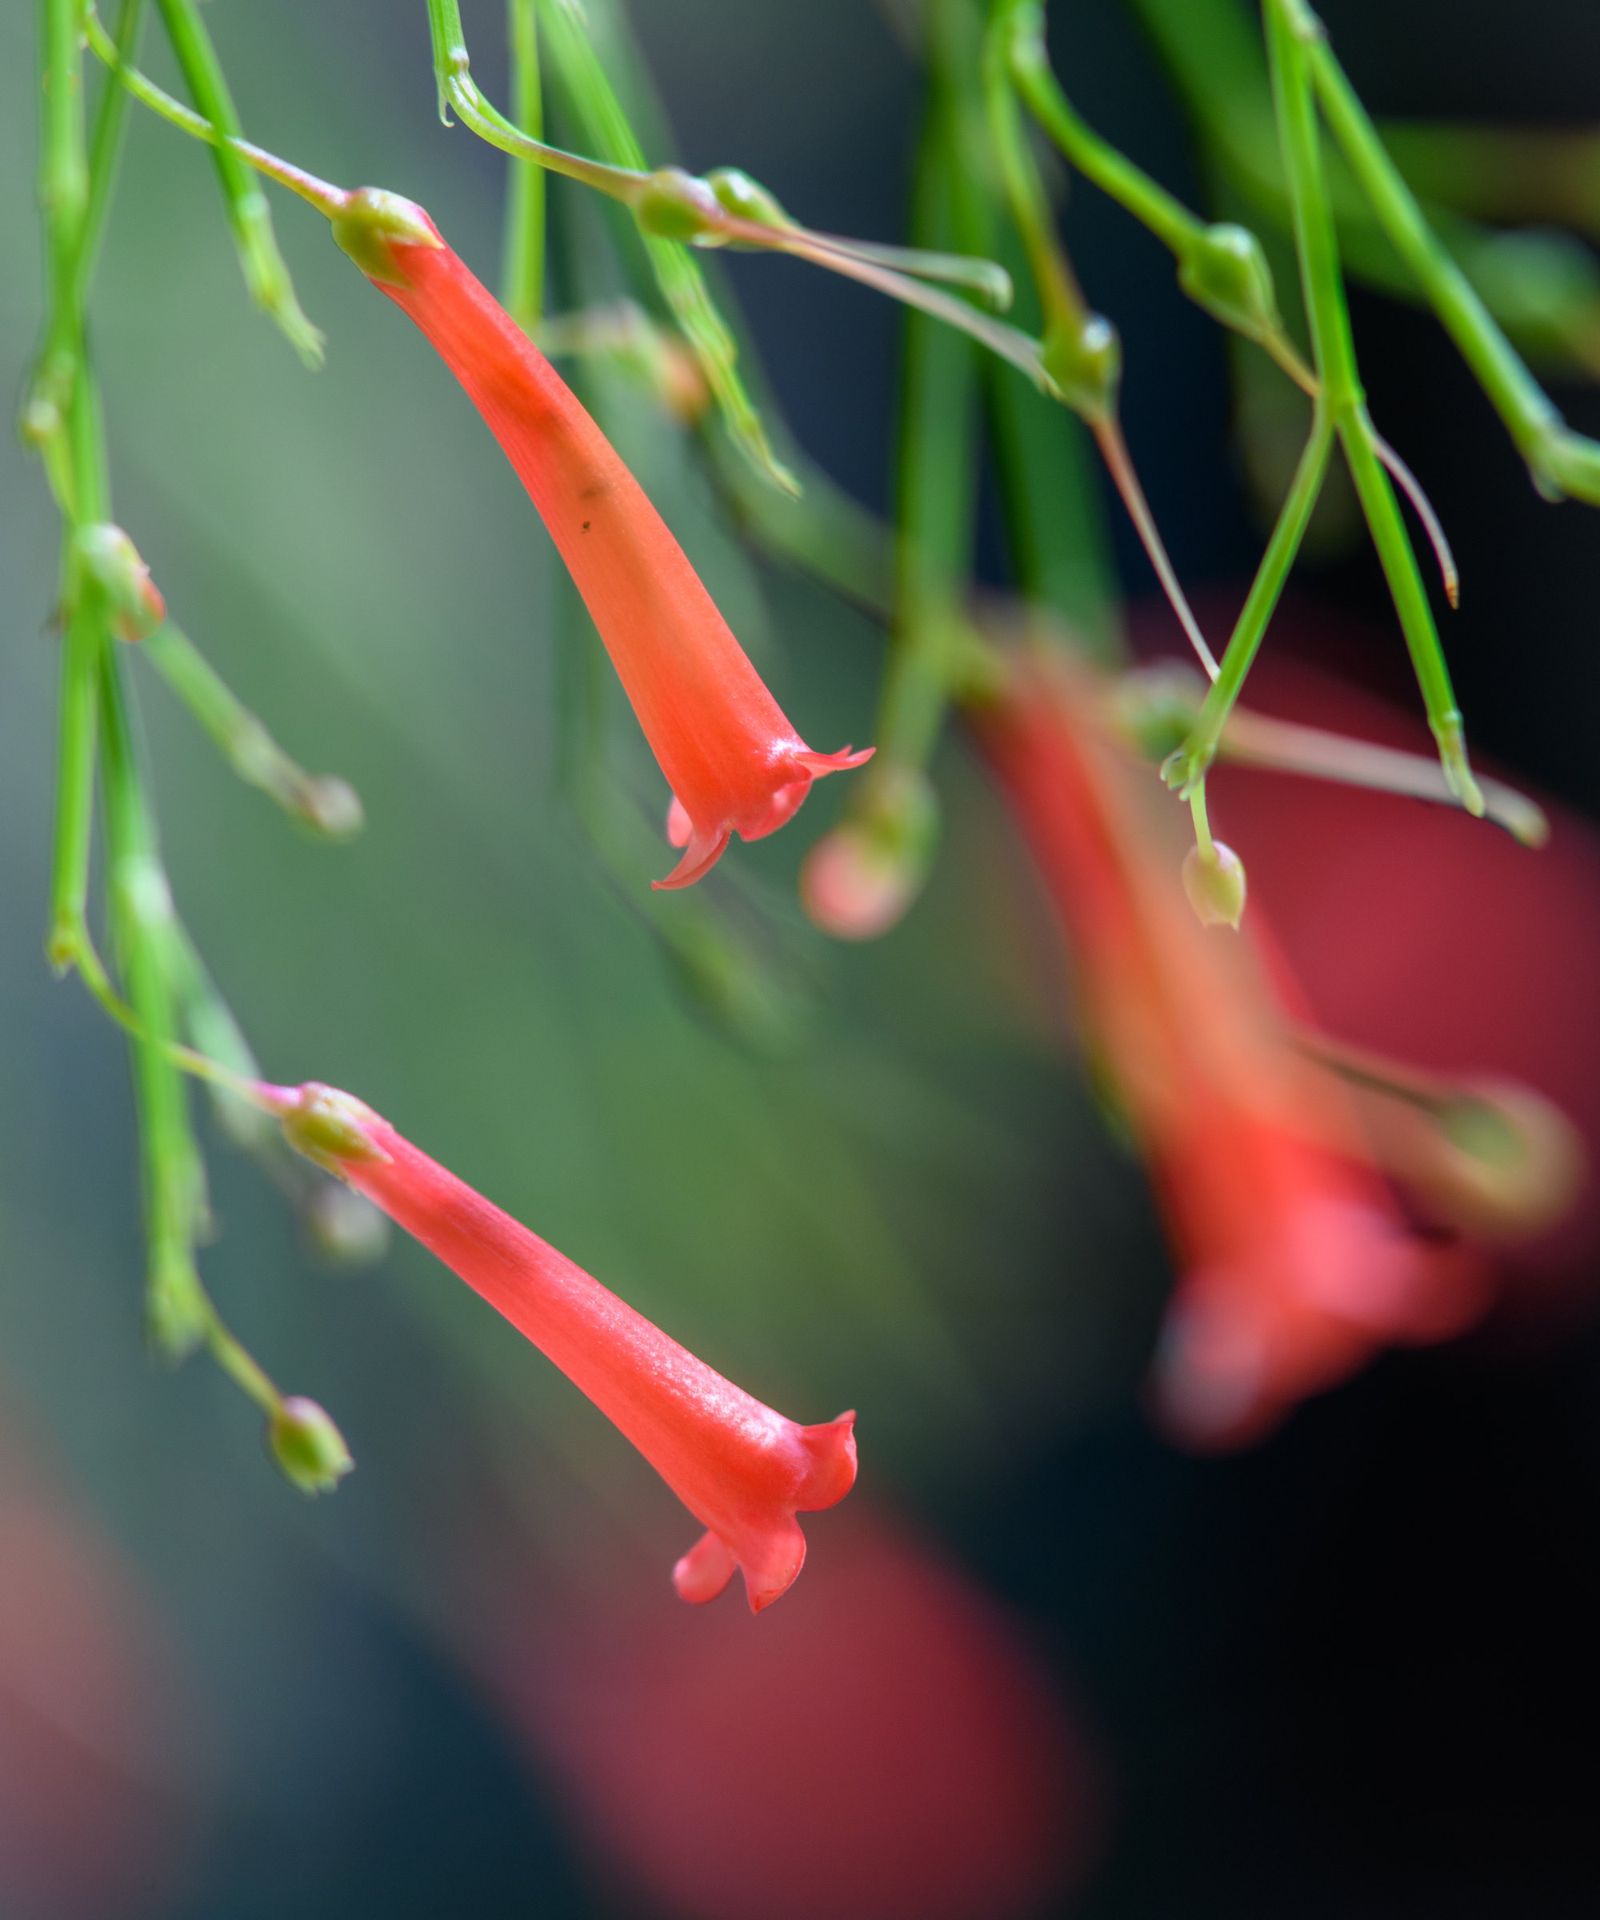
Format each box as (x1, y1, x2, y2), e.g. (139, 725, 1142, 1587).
(974, 651, 1476, 1447)
(332, 190, 871, 889)
(263, 1079, 856, 1609)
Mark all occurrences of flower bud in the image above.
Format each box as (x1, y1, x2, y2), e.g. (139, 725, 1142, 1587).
(634, 167, 724, 244)
(267, 1396, 354, 1496)
(75, 523, 165, 642)
(703, 166, 790, 230)
(800, 771, 939, 942)
(1181, 841, 1247, 930)
(329, 187, 441, 285)
(1178, 224, 1282, 342)
(1040, 313, 1121, 422)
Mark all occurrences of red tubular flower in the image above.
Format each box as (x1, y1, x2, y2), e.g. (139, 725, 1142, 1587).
(264, 1080, 856, 1609)
(334, 191, 870, 888)
(974, 653, 1476, 1447)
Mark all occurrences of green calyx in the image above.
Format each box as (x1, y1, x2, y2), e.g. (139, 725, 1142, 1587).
(1179, 223, 1283, 343)
(703, 166, 790, 231)
(1041, 312, 1121, 421)
(330, 188, 441, 285)
(268, 1396, 355, 1496)
(278, 1083, 388, 1174)
(634, 167, 725, 243)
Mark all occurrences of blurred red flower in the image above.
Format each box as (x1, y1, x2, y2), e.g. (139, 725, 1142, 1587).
(976, 650, 1479, 1445)
(458, 1506, 1096, 1920)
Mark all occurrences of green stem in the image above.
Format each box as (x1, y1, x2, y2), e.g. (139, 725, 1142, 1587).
(1306, 35, 1600, 504)
(503, 0, 545, 326)
(531, 0, 797, 492)
(1265, 0, 1480, 812)
(83, 5, 349, 215)
(425, 0, 643, 199)
(1166, 407, 1333, 789)
(98, 648, 212, 1356)
(1002, 0, 1311, 386)
(873, 0, 989, 774)
(152, 0, 324, 363)
(141, 622, 363, 837)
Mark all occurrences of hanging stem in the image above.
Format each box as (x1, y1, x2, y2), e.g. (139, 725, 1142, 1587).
(1264, 0, 1481, 813)
(503, 0, 546, 326)
(1164, 407, 1334, 794)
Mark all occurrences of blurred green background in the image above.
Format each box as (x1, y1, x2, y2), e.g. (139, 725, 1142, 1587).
(5, 3, 1600, 1917)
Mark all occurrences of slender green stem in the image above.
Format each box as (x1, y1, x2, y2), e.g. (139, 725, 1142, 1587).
(503, 0, 545, 326)
(141, 622, 363, 837)
(1002, 0, 1189, 257)
(1307, 37, 1600, 504)
(1166, 406, 1333, 790)
(151, 0, 322, 361)
(1002, 0, 1312, 388)
(425, 0, 639, 198)
(98, 647, 211, 1355)
(530, 0, 797, 492)
(872, 0, 989, 774)
(1133, 0, 1600, 477)
(1265, 0, 1480, 812)
(84, 5, 349, 215)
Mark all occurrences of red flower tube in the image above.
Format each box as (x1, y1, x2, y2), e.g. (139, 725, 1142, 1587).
(264, 1079, 856, 1609)
(333, 191, 870, 888)
(974, 653, 1474, 1446)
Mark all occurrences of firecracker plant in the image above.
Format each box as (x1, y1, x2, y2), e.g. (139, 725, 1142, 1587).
(24, 0, 1600, 1604)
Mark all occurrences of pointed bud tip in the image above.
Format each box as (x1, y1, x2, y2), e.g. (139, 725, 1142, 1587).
(271, 1081, 389, 1174)
(331, 188, 442, 285)
(635, 168, 725, 244)
(268, 1396, 354, 1495)
(1181, 841, 1247, 929)
(1178, 223, 1282, 341)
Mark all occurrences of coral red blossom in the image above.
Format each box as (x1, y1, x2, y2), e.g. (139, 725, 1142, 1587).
(264, 1080, 856, 1609)
(338, 192, 870, 888)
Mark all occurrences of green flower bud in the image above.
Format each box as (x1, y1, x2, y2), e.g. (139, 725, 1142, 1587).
(330, 187, 441, 285)
(703, 166, 790, 230)
(277, 1082, 387, 1174)
(1040, 313, 1121, 421)
(634, 167, 725, 244)
(1181, 840, 1247, 930)
(1178, 223, 1282, 342)
(268, 1396, 354, 1496)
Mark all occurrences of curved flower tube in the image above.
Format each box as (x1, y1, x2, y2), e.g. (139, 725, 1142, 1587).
(337, 192, 871, 888)
(264, 1080, 856, 1609)
(974, 653, 1475, 1446)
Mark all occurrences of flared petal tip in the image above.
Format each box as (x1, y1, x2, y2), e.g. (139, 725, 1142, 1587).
(653, 824, 733, 891)
(797, 1410, 858, 1511)
(795, 745, 876, 777)
(673, 1529, 739, 1606)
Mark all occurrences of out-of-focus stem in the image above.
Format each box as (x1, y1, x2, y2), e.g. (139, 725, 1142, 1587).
(141, 622, 363, 837)
(152, 0, 324, 362)
(503, 0, 546, 326)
